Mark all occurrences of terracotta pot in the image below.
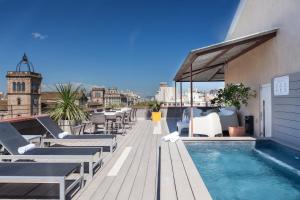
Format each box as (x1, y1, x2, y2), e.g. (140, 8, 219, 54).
(228, 126, 246, 136)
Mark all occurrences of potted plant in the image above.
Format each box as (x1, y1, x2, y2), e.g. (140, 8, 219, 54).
(211, 83, 256, 136)
(149, 101, 162, 122)
(49, 83, 87, 132)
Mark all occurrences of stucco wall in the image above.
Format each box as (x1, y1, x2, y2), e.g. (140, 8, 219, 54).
(225, 0, 300, 136)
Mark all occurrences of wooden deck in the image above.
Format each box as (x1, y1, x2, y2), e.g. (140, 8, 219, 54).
(0, 119, 214, 200)
(75, 120, 162, 200)
(160, 120, 212, 200)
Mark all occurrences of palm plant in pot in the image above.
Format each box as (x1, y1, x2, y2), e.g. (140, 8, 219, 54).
(148, 101, 162, 122)
(211, 83, 256, 136)
(49, 83, 87, 132)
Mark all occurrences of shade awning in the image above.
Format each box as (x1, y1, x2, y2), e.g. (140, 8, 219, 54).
(174, 28, 278, 82)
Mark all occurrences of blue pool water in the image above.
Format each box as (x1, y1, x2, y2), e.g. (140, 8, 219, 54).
(185, 141, 300, 200)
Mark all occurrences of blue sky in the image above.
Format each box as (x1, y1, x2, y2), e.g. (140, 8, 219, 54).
(0, 0, 239, 96)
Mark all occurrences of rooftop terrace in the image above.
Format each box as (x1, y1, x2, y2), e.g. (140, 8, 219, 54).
(0, 116, 217, 200)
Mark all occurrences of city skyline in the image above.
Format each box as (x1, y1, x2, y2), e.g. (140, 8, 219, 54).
(0, 0, 238, 96)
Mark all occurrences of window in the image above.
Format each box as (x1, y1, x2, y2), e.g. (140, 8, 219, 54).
(31, 83, 39, 93)
(13, 82, 16, 91)
(17, 82, 21, 91)
(33, 98, 38, 106)
(17, 98, 21, 105)
(21, 82, 25, 91)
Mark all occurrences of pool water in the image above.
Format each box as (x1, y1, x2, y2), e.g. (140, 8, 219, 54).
(186, 141, 300, 200)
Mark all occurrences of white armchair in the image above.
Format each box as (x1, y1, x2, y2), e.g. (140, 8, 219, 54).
(189, 112, 222, 137)
(218, 107, 239, 131)
(177, 107, 202, 135)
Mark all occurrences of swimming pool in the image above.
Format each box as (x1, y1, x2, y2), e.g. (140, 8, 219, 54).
(185, 140, 300, 200)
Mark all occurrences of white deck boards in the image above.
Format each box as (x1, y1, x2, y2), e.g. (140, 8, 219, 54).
(160, 120, 212, 200)
(76, 120, 162, 200)
(0, 119, 213, 200)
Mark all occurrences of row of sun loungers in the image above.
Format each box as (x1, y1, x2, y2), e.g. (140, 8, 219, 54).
(0, 110, 136, 200)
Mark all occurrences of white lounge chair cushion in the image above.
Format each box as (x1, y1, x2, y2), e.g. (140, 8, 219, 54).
(161, 131, 180, 142)
(58, 131, 71, 139)
(18, 143, 35, 154)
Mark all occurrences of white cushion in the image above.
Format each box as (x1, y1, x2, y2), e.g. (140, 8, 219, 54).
(58, 131, 71, 139)
(18, 143, 35, 154)
(161, 131, 180, 142)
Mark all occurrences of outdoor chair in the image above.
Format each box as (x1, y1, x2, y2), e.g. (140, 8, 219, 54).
(0, 122, 103, 179)
(70, 124, 84, 135)
(36, 116, 117, 153)
(90, 112, 106, 133)
(0, 162, 84, 200)
(114, 112, 126, 135)
(190, 112, 222, 137)
(218, 107, 239, 131)
(123, 110, 133, 129)
(177, 107, 203, 135)
(131, 108, 137, 123)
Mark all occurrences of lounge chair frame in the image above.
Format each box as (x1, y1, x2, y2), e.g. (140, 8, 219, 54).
(0, 152, 101, 180)
(0, 162, 84, 200)
(0, 122, 103, 179)
(42, 137, 117, 153)
(36, 116, 117, 152)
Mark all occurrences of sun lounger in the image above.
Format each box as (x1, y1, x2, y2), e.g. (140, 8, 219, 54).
(0, 122, 102, 179)
(36, 116, 117, 152)
(0, 162, 83, 200)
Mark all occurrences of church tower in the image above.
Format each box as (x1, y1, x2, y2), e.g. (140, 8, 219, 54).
(6, 54, 42, 118)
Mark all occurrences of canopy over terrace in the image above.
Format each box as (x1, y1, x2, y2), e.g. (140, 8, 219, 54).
(173, 28, 278, 137)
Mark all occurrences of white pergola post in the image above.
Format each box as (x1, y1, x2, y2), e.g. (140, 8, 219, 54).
(174, 81, 177, 107)
(180, 82, 183, 116)
(190, 63, 193, 137)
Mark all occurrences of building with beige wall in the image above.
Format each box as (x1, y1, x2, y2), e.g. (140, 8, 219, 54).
(104, 87, 121, 106)
(90, 87, 105, 105)
(225, 0, 300, 138)
(174, 0, 300, 149)
(6, 54, 42, 118)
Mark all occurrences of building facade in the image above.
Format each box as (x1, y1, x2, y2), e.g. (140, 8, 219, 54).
(224, 0, 300, 148)
(104, 87, 121, 106)
(155, 82, 216, 107)
(0, 92, 4, 100)
(6, 54, 42, 118)
(155, 82, 176, 104)
(90, 87, 105, 105)
(120, 91, 140, 106)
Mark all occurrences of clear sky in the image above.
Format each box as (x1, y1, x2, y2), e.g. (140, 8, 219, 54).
(0, 0, 239, 97)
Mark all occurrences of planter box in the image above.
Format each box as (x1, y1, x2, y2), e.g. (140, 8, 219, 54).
(151, 112, 161, 122)
(228, 126, 246, 137)
(58, 120, 75, 133)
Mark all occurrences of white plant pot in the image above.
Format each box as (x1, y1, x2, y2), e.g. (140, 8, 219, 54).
(58, 120, 75, 133)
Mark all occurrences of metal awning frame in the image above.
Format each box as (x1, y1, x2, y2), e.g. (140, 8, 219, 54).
(173, 28, 278, 137)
